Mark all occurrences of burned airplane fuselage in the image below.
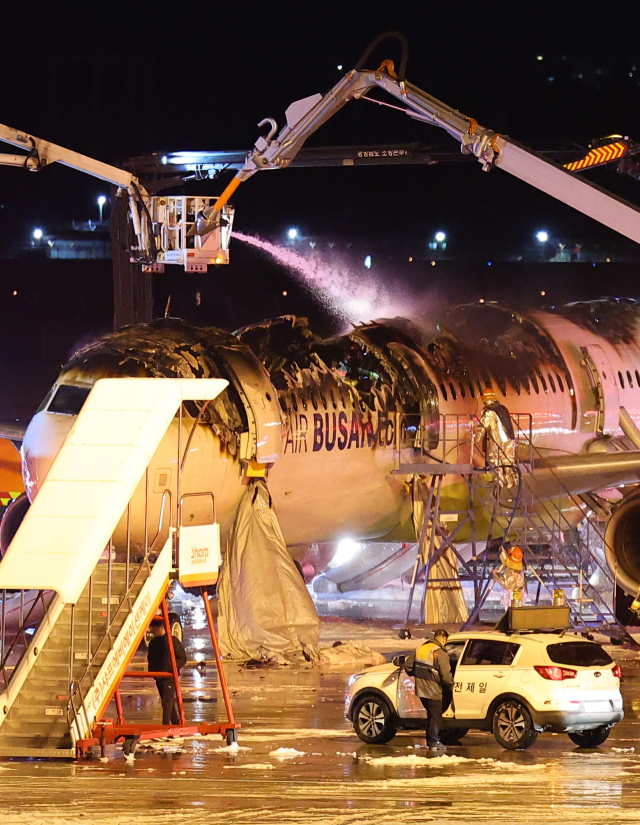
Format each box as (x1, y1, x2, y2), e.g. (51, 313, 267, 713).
(17, 300, 640, 597)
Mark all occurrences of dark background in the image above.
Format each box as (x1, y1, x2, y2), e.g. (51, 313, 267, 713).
(1, 1, 640, 419)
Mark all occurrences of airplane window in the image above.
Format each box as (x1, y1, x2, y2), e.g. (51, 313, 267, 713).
(511, 377, 521, 396)
(449, 382, 457, 401)
(36, 385, 56, 414)
(537, 371, 548, 393)
(299, 392, 307, 411)
(468, 382, 476, 398)
(618, 371, 625, 389)
(278, 395, 288, 413)
(458, 382, 466, 399)
(439, 382, 448, 401)
(556, 374, 565, 392)
(290, 393, 299, 412)
(548, 373, 556, 393)
(530, 374, 539, 394)
(497, 378, 507, 396)
(521, 375, 531, 395)
(636, 370, 640, 388)
(319, 392, 328, 408)
(310, 393, 318, 411)
(476, 381, 483, 395)
(627, 371, 634, 389)
(329, 391, 337, 409)
(47, 385, 91, 416)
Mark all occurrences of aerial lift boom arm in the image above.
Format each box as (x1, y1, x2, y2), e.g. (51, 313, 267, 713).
(204, 46, 640, 245)
(0, 122, 154, 260)
(0, 123, 236, 269)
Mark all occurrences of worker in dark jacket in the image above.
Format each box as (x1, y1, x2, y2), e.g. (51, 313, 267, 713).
(404, 628, 453, 752)
(147, 617, 187, 725)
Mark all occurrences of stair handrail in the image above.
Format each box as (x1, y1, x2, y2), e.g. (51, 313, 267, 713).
(508, 417, 616, 585)
(69, 489, 173, 720)
(0, 589, 56, 692)
(478, 416, 622, 627)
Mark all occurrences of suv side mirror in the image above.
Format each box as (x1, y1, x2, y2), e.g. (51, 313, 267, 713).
(392, 655, 406, 668)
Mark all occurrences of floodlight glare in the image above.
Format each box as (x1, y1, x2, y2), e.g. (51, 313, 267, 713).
(536, 231, 549, 243)
(287, 227, 298, 240)
(364, 255, 372, 269)
(32, 228, 43, 240)
(435, 231, 446, 242)
(97, 195, 107, 206)
(328, 538, 361, 569)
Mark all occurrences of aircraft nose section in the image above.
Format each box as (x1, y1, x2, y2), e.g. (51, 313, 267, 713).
(22, 411, 76, 501)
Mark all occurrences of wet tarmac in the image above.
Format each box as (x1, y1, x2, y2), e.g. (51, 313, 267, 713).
(2, 619, 640, 824)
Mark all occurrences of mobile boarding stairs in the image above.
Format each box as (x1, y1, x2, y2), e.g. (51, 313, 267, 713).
(0, 378, 238, 758)
(395, 413, 635, 643)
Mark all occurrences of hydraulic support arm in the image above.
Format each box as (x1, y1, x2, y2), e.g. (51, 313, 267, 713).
(0, 123, 154, 262)
(202, 61, 640, 244)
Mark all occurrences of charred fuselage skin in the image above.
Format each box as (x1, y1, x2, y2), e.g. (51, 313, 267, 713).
(19, 301, 640, 593)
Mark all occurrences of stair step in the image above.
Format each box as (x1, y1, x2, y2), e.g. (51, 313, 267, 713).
(0, 719, 69, 737)
(8, 703, 68, 720)
(0, 742, 75, 757)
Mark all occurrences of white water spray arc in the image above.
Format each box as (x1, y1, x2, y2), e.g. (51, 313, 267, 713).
(234, 232, 419, 323)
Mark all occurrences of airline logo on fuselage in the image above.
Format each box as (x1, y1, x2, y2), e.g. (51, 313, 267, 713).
(284, 411, 395, 454)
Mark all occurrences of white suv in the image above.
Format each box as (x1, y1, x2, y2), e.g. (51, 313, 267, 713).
(345, 630, 623, 750)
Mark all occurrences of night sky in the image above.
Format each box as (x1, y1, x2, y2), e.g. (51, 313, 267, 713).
(1, 1, 640, 418)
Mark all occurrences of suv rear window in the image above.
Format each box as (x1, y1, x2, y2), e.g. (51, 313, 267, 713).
(47, 385, 91, 416)
(460, 639, 521, 667)
(546, 642, 612, 667)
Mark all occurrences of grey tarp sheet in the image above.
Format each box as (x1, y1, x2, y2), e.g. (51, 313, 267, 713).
(218, 479, 320, 661)
(413, 477, 469, 624)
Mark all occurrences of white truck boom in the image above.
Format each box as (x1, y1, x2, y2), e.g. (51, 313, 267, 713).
(2, 33, 640, 264)
(0, 123, 234, 271)
(198, 32, 640, 246)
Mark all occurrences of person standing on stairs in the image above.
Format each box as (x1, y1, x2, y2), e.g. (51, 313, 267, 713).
(147, 617, 187, 725)
(474, 388, 518, 488)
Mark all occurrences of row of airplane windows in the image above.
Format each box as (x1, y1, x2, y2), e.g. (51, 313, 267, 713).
(439, 367, 640, 403)
(438, 371, 567, 403)
(278, 365, 640, 413)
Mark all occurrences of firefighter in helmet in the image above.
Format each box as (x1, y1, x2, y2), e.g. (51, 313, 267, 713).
(493, 545, 526, 602)
(474, 388, 517, 487)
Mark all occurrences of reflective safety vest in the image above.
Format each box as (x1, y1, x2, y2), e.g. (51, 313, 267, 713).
(413, 641, 441, 684)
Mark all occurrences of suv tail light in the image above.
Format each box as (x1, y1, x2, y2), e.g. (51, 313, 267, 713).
(612, 664, 622, 679)
(534, 665, 577, 681)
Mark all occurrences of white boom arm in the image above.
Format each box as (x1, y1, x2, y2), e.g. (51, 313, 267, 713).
(0, 124, 235, 269)
(0, 123, 153, 261)
(201, 65, 640, 244)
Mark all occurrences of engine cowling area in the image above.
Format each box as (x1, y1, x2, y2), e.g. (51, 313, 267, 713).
(604, 491, 640, 599)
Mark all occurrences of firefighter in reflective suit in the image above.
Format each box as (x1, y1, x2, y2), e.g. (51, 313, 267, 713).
(475, 388, 518, 488)
(404, 629, 453, 752)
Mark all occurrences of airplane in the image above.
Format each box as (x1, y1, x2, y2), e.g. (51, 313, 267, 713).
(4, 33, 640, 636)
(5, 298, 640, 625)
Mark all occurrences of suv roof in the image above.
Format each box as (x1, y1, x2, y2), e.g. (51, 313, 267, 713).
(447, 630, 593, 646)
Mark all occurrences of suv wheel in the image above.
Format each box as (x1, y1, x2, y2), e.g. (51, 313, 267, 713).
(568, 725, 611, 748)
(439, 727, 469, 746)
(493, 700, 538, 750)
(352, 694, 396, 744)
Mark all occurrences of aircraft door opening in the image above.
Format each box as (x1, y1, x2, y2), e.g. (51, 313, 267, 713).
(580, 345, 620, 436)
